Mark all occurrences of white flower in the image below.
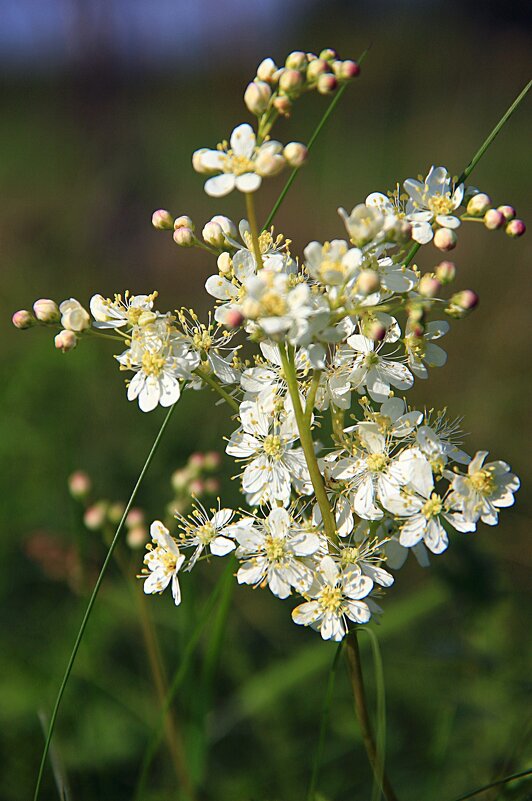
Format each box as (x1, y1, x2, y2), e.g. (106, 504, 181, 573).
(176, 503, 236, 569)
(90, 292, 157, 330)
(303, 239, 362, 286)
(448, 450, 520, 525)
(241, 341, 311, 407)
(403, 320, 449, 378)
(369, 397, 423, 438)
(143, 521, 185, 605)
(373, 255, 418, 294)
(177, 311, 240, 385)
(404, 166, 464, 244)
(415, 422, 470, 470)
(193, 123, 286, 197)
(338, 201, 389, 248)
(292, 555, 373, 641)
(59, 298, 90, 332)
(233, 507, 321, 598)
(346, 333, 414, 402)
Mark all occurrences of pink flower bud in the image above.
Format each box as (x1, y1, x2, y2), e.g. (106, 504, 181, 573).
(466, 193, 491, 216)
(285, 51, 307, 70)
(83, 502, 107, 531)
(506, 218, 526, 238)
(204, 451, 222, 470)
(12, 309, 34, 329)
(340, 60, 360, 80)
(189, 479, 205, 496)
(174, 215, 194, 231)
(497, 204, 516, 221)
(173, 227, 194, 247)
(452, 290, 479, 311)
(433, 228, 457, 251)
(366, 320, 387, 342)
(317, 73, 338, 94)
(225, 309, 244, 328)
(202, 221, 226, 247)
(319, 48, 337, 61)
(126, 525, 148, 549)
(483, 209, 505, 230)
(356, 270, 380, 295)
(273, 96, 292, 116)
(307, 59, 329, 81)
(435, 260, 456, 284)
(279, 69, 304, 95)
(33, 298, 60, 323)
(244, 80, 271, 115)
(126, 507, 144, 528)
(189, 452, 205, 469)
(68, 470, 91, 500)
(257, 57, 277, 83)
(418, 274, 442, 298)
(204, 478, 220, 495)
(211, 215, 237, 239)
(151, 209, 174, 230)
(283, 142, 308, 168)
(54, 330, 77, 352)
(171, 468, 189, 492)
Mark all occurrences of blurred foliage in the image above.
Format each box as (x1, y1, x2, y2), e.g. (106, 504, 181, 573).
(1, 2, 531, 800)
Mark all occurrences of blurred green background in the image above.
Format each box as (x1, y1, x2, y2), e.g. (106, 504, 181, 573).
(2, 1, 531, 799)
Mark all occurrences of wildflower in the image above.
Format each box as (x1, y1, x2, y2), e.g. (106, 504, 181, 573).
(404, 166, 464, 244)
(143, 521, 185, 605)
(303, 239, 362, 286)
(90, 292, 157, 330)
(346, 333, 414, 402)
(448, 451, 520, 525)
(59, 298, 90, 332)
(403, 320, 449, 378)
(176, 503, 236, 569)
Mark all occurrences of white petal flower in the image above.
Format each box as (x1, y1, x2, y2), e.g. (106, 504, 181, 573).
(448, 451, 520, 526)
(143, 521, 185, 605)
(404, 166, 464, 242)
(175, 502, 236, 569)
(346, 333, 414, 402)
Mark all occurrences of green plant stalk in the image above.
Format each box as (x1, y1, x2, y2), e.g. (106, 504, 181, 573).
(245, 192, 264, 270)
(306, 642, 343, 801)
(346, 631, 399, 801)
(451, 767, 532, 801)
(195, 369, 239, 412)
(279, 343, 337, 542)
(33, 402, 178, 801)
(359, 627, 387, 801)
(304, 370, 322, 422)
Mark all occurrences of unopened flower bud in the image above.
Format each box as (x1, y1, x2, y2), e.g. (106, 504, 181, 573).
(59, 299, 90, 332)
(211, 215, 237, 239)
(418, 274, 442, 298)
(254, 148, 286, 177)
(189, 452, 205, 470)
(273, 96, 292, 115)
(497, 205, 516, 221)
(225, 309, 244, 328)
(33, 298, 60, 323)
(68, 470, 91, 500)
(279, 69, 303, 95)
(244, 80, 271, 115)
(174, 215, 194, 231)
(448, 289, 479, 316)
(307, 59, 329, 81)
(54, 329, 77, 352)
(366, 320, 387, 341)
(204, 451, 222, 470)
(204, 478, 220, 495)
(283, 142, 308, 168)
(171, 468, 189, 492)
(435, 260, 456, 284)
(217, 251, 232, 274)
(189, 479, 205, 496)
(356, 270, 380, 295)
(257, 57, 277, 83)
(202, 221, 226, 247)
(433, 228, 457, 251)
(126, 525, 147, 549)
(483, 208, 505, 230)
(107, 502, 125, 525)
(285, 51, 307, 70)
(126, 508, 144, 528)
(319, 48, 337, 61)
(317, 73, 338, 94)
(506, 218, 526, 237)
(151, 209, 174, 230)
(340, 60, 360, 80)
(83, 501, 108, 531)
(173, 227, 194, 247)
(12, 309, 35, 329)
(467, 192, 491, 216)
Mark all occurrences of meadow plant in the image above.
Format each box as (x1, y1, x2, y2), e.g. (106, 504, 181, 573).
(15, 47, 529, 801)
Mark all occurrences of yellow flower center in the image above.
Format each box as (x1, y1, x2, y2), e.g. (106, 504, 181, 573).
(340, 546, 360, 566)
(192, 330, 212, 351)
(421, 493, 443, 518)
(427, 192, 454, 216)
(318, 585, 343, 612)
(141, 352, 165, 376)
(260, 290, 287, 317)
(263, 435, 283, 459)
(159, 550, 178, 572)
(364, 351, 380, 367)
(469, 468, 495, 496)
(223, 152, 255, 176)
(196, 522, 216, 544)
(366, 453, 387, 472)
(264, 534, 286, 562)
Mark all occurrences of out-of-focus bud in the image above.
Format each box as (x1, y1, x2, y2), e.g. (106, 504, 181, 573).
(171, 468, 189, 492)
(202, 221, 226, 248)
(12, 309, 35, 329)
(307, 58, 329, 81)
(225, 309, 244, 328)
(126, 526, 147, 549)
(173, 227, 195, 247)
(211, 215, 237, 240)
(59, 299, 90, 332)
(483, 208, 505, 230)
(446, 289, 479, 318)
(217, 251, 232, 275)
(340, 60, 360, 80)
(151, 209, 174, 230)
(244, 80, 271, 115)
(255, 147, 286, 177)
(33, 299, 60, 323)
(320, 48, 337, 61)
(366, 319, 387, 342)
(189, 479, 205, 496)
(273, 96, 292, 115)
(393, 219, 412, 243)
(433, 228, 457, 251)
(204, 478, 220, 495)
(83, 501, 108, 531)
(204, 451, 222, 470)
(279, 69, 304, 95)
(317, 73, 338, 94)
(285, 51, 307, 70)
(466, 192, 491, 216)
(506, 218, 526, 237)
(283, 142, 308, 168)
(108, 502, 126, 525)
(174, 215, 195, 231)
(418, 274, 442, 298)
(68, 470, 91, 500)
(435, 260, 456, 284)
(497, 204, 516, 221)
(356, 270, 380, 296)
(189, 452, 206, 471)
(54, 330, 77, 352)
(257, 57, 278, 83)
(126, 508, 144, 528)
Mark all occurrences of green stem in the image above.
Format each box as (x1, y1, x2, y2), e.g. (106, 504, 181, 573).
(304, 370, 322, 422)
(33, 402, 178, 801)
(245, 192, 264, 270)
(262, 48, 369, 232)
(451, 767, 532, 801)
(279, 344, 336, 542)
(345, 631, 399, 801)
(306, 642, 343, 801)
(195, 369, 239, 412)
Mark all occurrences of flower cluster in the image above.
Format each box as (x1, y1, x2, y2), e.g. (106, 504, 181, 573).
(14, 49, 523, 641)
